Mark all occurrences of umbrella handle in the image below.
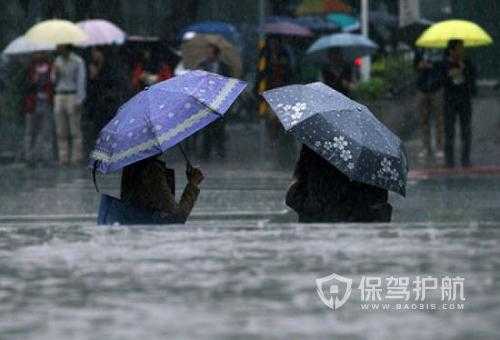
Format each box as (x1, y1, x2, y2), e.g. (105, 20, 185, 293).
(92, 160, 100, 193)
(178, 144, 192, 168)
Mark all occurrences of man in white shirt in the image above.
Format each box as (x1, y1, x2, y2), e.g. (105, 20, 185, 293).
(51, 44, 86, 166)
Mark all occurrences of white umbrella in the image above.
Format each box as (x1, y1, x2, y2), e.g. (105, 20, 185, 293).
(77, 19, 126, 47)
(307, 33, 378, 62)
(2, 35, 55, 55)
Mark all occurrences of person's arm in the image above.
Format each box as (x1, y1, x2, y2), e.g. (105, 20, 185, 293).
(139, 162, 202, 223)
(468, 60, 477, 97)
(76, 58, 86, 105)
(286, 147, 308, 212)
(50, 58, 59, 85)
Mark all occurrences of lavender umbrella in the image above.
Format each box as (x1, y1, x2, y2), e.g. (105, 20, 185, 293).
(77, 19, 126, 47)
(91, 70, 247, 173)
(259, 22, 313, 37)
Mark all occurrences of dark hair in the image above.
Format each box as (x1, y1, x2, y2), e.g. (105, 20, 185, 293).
(208, 44, 221, 56)
(447, 39, 463, 50)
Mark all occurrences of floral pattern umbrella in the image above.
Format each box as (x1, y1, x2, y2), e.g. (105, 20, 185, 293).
(263, 82, 408, 196)
(91, 70, 247, 173)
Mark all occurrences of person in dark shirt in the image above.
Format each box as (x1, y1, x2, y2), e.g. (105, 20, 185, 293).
(286, 145, 392, 223)
(442, 39, 476, 168)
(197, 44, 231, 160)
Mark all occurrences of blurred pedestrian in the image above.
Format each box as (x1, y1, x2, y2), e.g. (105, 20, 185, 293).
(85, 47, 131, 155)
(264, 36, 293, 143)
(51, 44, 86, 166)
(257, 36, 296, 167)
(197, 44, 231, 160)
(23, 52, 54, 166)
(414, 48, 444, 161)
(442, 40, 476, 168)
(286, 145, 392, 223)
(131, 49, 173, 92)
(320, 49, 354, 97)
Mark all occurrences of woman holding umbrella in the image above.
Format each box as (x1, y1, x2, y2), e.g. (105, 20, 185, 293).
(286, 145, 392, 223)
(263, 82, 407, 223)
(416, 20, 493, 167)
(92, 70, 247, 225)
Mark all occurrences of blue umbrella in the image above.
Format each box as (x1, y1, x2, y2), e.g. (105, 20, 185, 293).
(307, 32, 378, 61)
(180, 21, 240, 43)
(262, 82, 408, 196)
(91, 70, 247, 173)
(294, 16, 339, 33)
(326, 13, 360, 32)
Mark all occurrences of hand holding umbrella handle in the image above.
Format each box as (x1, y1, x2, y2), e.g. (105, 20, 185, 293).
(178, 144, 192, 168)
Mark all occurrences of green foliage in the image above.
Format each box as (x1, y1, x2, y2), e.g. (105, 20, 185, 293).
(353, 77, 389, 101)
(372, 54, 414, 86)
(354, 54, 415, 101)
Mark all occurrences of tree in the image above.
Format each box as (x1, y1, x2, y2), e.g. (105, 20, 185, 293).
(162, 0, 200, 43)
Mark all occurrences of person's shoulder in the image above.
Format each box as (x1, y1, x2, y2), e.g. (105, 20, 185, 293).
(71, 53, 85, 64)
(197, 59, 209, 68)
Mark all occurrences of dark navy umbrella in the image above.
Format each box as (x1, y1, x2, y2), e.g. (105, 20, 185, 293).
(179, 21, 240, 43)
(262, 82, 408, 196)
(90, 70, 246, 174)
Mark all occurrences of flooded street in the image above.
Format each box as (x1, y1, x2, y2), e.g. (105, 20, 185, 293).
(1, 165, 499, 339)
(1, 1, 500, 338)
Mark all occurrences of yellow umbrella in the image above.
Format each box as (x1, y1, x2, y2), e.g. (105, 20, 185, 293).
(416, 19, 493, 48)
(181, 34, 242, 77)
(25, 19, 88, 45)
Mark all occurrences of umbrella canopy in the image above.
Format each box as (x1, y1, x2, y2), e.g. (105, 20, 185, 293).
(77, 19, 126, 47)
(25, 19, 88, 45)
(307, 33, 378, 61)
(416, 19, 493, 48)
(296, 0, 352, 16)
(327, 13, 360, 32)
(396, 19, 433, 45)
(2, 35, 55, 55)
(180, 21, 239, 43)
(294, 16, 339, 34)
(181, 34, 242, 77)
(262, 82, 408, 196)
(370, 10, 398, 27)
(91, 70, 247, 173)
(259, 21, 312, 37)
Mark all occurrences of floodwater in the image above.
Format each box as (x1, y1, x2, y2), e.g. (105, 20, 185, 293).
(0, 165, 499, 339)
